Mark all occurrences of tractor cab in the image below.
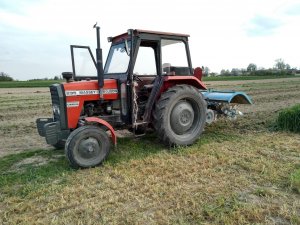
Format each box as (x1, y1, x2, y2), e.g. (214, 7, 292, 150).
(69, 29, 207, 128)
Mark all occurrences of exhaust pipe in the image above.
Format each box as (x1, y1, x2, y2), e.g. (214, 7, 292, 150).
(93, 23, 104, 98)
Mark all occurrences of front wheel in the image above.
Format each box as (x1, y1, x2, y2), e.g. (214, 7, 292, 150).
(153, 85, 207, 146)
(65, 125, 111, 168)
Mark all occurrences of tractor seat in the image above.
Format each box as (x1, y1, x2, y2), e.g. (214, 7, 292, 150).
(163, 63, 190, 76)
(163, 63, 174, 75)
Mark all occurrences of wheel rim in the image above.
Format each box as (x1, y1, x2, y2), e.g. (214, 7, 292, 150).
(75, 137, 103, 165)
(170, 100, 196, 135)
(206, 109, 215, 124)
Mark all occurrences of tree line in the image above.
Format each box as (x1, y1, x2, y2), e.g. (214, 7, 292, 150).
(0, 73, 62, 82)
(1, 58, 299, 81)
(0, 72, 14, 81)
(204, 58, 299, 77)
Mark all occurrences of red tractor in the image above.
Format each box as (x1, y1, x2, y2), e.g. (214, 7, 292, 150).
(37, 25, 252, 168)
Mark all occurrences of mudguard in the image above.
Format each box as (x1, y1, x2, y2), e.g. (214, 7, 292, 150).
(201, 90, 252, 104)
(84, 117, 117, 145)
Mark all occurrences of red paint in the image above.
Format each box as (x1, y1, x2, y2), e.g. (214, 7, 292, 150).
(193, 67, 203, 81)
(162, 76, 207, 92)
(112, 29, 190, 43)
(62, 76, 206, 134)
(135, 29, 190, 37)
(63, 79, 118, 129)
(85, 117, 117, 145)
(112, 33, 129, 43)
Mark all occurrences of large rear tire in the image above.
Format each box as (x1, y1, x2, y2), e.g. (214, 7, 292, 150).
(65, 125, 111, 168)
(153, 85, 206, 146)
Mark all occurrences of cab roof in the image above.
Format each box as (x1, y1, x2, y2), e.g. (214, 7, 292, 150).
(135, 29, 189, 37)
(110, 29, 190, 43)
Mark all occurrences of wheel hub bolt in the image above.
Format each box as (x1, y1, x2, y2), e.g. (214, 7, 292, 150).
(88, 146, 94, 152)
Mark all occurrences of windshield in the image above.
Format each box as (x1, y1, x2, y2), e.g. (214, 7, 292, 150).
(104, 41, 130, 74)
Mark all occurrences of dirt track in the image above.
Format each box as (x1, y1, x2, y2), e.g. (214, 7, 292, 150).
(0, 77, 300, 158)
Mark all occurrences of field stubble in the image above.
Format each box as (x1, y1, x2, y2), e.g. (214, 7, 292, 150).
(0, 88, 52, 157)
(0, 77, 300, 224)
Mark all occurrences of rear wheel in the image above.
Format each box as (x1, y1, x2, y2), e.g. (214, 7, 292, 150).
(153, 85, 206, 146)
(65, 125, 111, 168)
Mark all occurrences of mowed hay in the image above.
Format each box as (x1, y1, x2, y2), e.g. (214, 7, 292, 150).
(277, 104, 300, 133)
(1, 78, 300, 224)
(1, 132, 300, 224)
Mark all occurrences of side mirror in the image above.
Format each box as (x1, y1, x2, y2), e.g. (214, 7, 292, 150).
(62, 72, 73, 82)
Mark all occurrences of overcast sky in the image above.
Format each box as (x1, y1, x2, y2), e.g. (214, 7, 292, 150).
(1, 0, 300, 80)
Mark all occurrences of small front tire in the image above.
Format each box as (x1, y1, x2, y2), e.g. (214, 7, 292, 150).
(65, 125, 111, 168)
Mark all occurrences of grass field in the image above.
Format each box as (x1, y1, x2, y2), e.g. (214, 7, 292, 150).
(0, 80, 62, 88)
(0, 75, 297, 88)
(0, 77, 300, 224)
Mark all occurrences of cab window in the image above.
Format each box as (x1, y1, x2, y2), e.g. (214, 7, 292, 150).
(161, 39, 190, 75)
(133, 46, 157, 75)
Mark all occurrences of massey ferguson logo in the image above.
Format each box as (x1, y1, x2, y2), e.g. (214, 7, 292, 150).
(79, 90, 98, 95)
(65, 89, 118, 96)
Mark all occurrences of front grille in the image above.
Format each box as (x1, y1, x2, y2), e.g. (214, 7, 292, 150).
(50, 85, 60, 122)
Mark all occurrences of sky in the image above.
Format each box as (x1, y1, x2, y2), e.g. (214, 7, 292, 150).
(0, 0, 300, 80)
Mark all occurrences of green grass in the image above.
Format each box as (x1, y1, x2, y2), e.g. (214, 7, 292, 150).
(1, 77, 300, 224)
(1, 128, 300, 224)
(0, 80, 62, 88)
(107, 129, 240, 166)
(276, 104, 300, 133)
(291, 168, 300, 193)
(0, 149, 73, 199)
(202, 195, 241, 222)
(0, 130, 236, 189)
(0, 128, 239, 202)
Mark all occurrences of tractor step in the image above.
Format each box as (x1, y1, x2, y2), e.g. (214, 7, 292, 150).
(133, 121, 148, 126)
(132, 121, 147, 137)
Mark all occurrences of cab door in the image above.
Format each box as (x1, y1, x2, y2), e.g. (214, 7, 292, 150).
(70, 45, 97, 80)
(129, 39, 161, 126)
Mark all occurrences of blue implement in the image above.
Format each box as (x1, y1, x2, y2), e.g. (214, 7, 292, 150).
(201, 90, 253, 104)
